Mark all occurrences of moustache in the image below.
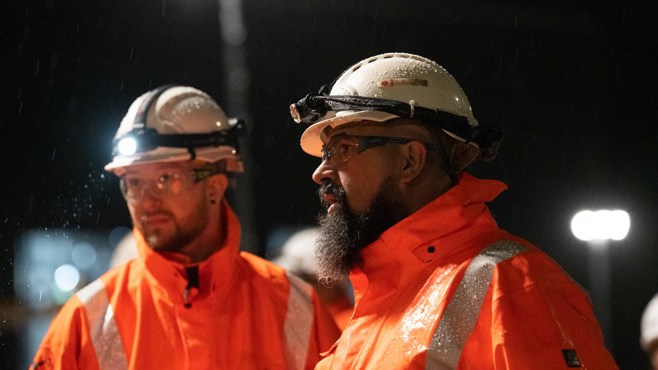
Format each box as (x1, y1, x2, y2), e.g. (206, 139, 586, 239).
(318, 181, 346, 209)
(140, 210, 173, 221)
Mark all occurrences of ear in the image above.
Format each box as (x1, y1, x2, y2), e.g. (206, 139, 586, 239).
(452, 141, 480, 170)
(206, 174, 229, 203)
(400, 141, 428, 184)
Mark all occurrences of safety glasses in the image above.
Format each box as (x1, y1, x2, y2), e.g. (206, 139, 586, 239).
(321, 135, 436, 167)
(119, 166, 223, 203)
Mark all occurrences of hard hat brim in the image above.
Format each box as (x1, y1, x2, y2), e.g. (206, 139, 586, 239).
(300, 110, 399, 157)
(299, 110, 477, 157)
(104, 146, 243, 176)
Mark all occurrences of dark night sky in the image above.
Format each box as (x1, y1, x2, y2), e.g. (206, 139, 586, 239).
(2, 0, 658, 368)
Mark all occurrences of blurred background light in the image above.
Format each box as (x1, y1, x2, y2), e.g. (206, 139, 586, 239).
(13, 229, 114, 367)
(71, 242, 98, 270)
(571, 209, 630, 241)
(53, 264, 80, 292)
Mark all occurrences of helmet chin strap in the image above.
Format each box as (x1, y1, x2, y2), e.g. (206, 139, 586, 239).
(446, 141, 481, 185)
(447, 147, 463, 184)
(425, 129, 460, 182)
(187, 147, 197, 160)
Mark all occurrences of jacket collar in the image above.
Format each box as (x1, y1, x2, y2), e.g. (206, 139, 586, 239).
(349, 173, 507, 300)
(133, 199, 242, 304)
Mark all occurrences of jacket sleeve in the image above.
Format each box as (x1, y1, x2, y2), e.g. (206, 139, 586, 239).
(463, 261, 619, 370)
(30, 297, 100, 370)
(304, 289, 342, 369)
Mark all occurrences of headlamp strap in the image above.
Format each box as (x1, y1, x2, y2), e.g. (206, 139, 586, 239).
(133, 84, 178, 130)
(112, 118, 246, 156)
(291, 92, 504, 161)
(295, 94, 475, 141)
(188, 147, 197, 160)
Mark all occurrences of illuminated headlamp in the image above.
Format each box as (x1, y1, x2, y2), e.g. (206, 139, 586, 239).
(290, 93, 504, 161)
(112, 118, 247, 159)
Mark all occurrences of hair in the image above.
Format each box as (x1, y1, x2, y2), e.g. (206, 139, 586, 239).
(386, 117, 461, 180)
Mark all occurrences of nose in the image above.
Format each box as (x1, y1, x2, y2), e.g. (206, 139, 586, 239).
(143, 180, 167, 198)
(137, 188, 163, 210)
(135, 182, 166, 206)
(312, 159, 336, 185)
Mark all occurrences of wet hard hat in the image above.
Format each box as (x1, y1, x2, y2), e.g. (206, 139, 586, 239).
(273, 227, 319, 275)
(105, 85, 246, 176)
(641, 293, 658, 351)
(290, 52, 502, 161)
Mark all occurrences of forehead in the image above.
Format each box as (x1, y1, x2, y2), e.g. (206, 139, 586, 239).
(321, 120, 430, 144)
(322, 122, 390, 143)
(122, 162, 190, 176)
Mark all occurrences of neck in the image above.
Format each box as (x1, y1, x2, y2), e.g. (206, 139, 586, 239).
(404, 172, 454, 215)
(192, 219, 225, 263)
(179, 206, 225, 263)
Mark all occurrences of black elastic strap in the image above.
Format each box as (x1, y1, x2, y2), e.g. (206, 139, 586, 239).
(133, 84, 178, 130)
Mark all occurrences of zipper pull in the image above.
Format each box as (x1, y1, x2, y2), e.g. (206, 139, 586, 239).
(183, 265, 200, 308)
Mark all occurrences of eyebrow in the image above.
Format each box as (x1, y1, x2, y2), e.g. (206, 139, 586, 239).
(122, 165, 184, 176)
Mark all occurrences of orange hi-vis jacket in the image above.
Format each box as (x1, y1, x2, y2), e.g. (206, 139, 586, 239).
(32, 201, 340, 370)
(317, 174, 618, 369)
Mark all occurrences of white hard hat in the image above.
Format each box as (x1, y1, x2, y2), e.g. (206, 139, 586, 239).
(641, 293, 658, 351)
(105, 85, 245, 176)
(297, 52, 480, 157)
(273, 228, 319, 275)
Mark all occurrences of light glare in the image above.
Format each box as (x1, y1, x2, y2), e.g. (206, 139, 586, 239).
(571, 209, 630, 241)
(54, 264, 81, 292)
(117, 137, 138, 155)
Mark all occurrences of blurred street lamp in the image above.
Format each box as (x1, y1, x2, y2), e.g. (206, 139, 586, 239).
(217, 0, 259, 252)
(570, 209, 630, 352)
(571, 210, 630, 241)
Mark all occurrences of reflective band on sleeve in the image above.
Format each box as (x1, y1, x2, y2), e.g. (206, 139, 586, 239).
(75, 279, 128, 370)
(284, 272, 314, 370)
(426, 240, 527, 370)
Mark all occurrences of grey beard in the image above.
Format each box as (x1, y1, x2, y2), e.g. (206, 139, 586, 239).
(315, 177, 408, 286)
(315, 203, 364, 285)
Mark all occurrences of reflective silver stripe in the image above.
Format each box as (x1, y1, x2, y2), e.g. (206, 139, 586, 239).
(75, 279, 128, 370)
(284, 272, 314, 370)
(426, 240, 527, 370)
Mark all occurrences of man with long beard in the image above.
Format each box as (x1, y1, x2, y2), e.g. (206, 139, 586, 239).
(31, 85, 339, 369)
(290, 52, 618, 369)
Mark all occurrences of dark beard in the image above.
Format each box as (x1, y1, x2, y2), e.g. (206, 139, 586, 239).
(315, 177, 408, 285)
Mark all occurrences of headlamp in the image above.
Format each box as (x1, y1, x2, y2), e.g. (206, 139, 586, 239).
(112, 118, 247, 159)
(290, 93, 504, 161)
(117, 136, 139, 156)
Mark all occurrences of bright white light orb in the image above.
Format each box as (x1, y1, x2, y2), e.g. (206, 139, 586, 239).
(571, 209, 630, 241)
(54, 264, 81, 292)
(117, 137, 138, 156)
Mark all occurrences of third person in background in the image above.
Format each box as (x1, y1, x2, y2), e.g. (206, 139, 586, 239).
(641, 293, 658, 370)
(272, 227, 354, 330)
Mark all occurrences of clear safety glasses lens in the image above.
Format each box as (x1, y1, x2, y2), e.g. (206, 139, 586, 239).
(119, 167, 221, 203)
(321, 135, 435, 166)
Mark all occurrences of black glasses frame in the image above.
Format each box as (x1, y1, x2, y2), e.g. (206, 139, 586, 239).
(322, 135, 437, 164)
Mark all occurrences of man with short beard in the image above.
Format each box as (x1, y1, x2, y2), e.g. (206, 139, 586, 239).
(290, 53, 618, 369)
(32, 85, 339, 369)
